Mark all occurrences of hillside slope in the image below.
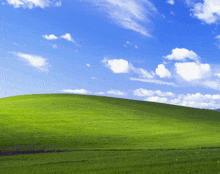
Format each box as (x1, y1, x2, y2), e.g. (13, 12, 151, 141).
(0, 94, 220, 151)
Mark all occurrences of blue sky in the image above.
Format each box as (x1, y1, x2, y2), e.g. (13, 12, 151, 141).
(1, 0, 220, 109)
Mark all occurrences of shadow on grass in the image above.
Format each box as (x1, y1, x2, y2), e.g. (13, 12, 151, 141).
(0, 149, 66, 156)
(0, 144, 66, 156)
(1, 144, 220, 157)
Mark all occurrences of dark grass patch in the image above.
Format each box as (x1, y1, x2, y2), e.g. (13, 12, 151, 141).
(2, 146, 220, 157)
(0, 144, 66, 156)
(0, 149, 66, 156)
(200, 147, 220, 149)
(30, 159, 89, 167)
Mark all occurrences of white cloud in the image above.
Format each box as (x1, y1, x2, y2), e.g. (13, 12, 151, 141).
(86, 64, 90, 67)
(102, 57, 155, 78)
(107, 89, 126, 96)
(102, 57, 131, 73)
(164, 47, 220, 90)
(175, 62, 211, 81)
(126, 41, 131, 45)
(134, 88, 175, 97)
(52, 44, 57, 49)
(102, 57, 177, 86)
(183, 93, 220, 101)
(145, 96, 168, 103)
(170, 93, 220, 109)
(130, 78, 176, 86)
(14, 52, 49, 72)
(6, 0, 61, 9)
(187, 0, 220, 24)
(86, 0, 157, 36)
(215, 35, 220, 40)
(43, 34, 58, 40)
(96, 92, 105, 95)
(167, 0, 174, 5)
(124, 41, 138, 49)
(44, 33, 78, 46)
(165, 48, 200, 63)
(155, 64, 171, 78)
(202, 80, 220, 90)
(55, 0, 61, 7)
(215, 73, 220, 78)
(61, 89, 90, 94)
(132, 67, 155, 78)
(60, 33, 75, 43)
(135, 89, 220, 109)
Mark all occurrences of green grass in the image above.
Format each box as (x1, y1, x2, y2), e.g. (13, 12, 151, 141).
(1, 94, 220, 173)
(1, 149, 220, 174)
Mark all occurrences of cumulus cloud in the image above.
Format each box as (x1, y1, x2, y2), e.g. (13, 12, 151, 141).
(61, 89, 90, 94)
(167, 0, 174, 5)
(102, 57, 154, 78)
(43, 34, 59, 40)
(134, 88, 175, 97)
(187, 0, 220, 24)
(6, 0, 62, 9)
(43, 33, 78, 46)
(155, 64, 171, 78)
(175, 62, 211, 81)
(165, 48, 200, 63)
(60, 33, 75, 42)
(145, 96, 168, 103)
(102, 57, 176, 86)
(85, 0, 157, 36)
(86, 64, 90, 67)
(181, 93, 220, 101)
(107, 89, 126, 96)
(102, 57, 131, 73)
(134, 88, 220, 109)
(170, 93, 220, 109)
(14, 52, 49, 72)
(163, 47, 220, 90)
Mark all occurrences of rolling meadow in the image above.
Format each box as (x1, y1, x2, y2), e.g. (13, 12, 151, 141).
(0, 94, 220, 173)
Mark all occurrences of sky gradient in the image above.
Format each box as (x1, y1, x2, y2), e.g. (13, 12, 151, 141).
(1, 0, 220, 109)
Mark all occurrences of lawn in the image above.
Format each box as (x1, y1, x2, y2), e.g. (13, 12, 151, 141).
(0, 94, 220, 173)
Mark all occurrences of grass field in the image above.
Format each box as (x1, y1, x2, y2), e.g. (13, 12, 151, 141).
(1, 94, 220, 173)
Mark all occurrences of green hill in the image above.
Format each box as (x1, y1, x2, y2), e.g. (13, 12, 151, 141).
(1, 94, 220, 173)
(1, 94, 220, 150)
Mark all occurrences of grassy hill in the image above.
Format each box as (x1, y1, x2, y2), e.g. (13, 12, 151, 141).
(1, 94, 220, 173)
